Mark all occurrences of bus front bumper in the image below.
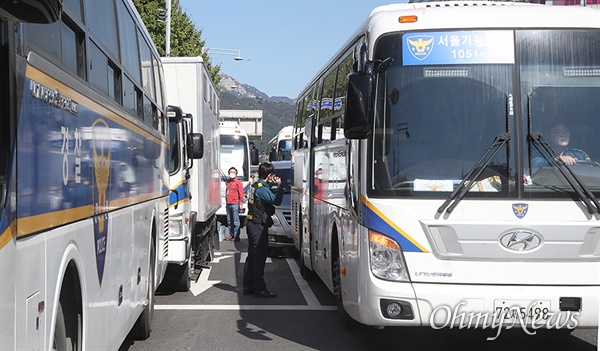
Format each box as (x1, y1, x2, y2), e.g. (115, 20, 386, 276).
(352, 280, 599, 329)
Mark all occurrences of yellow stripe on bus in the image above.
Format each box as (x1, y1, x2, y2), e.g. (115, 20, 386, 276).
(25, 65, 168, 148)
(360, 195, 429, 253)
(16, 191, 166, 237)
(170, 179, 186, 190)
(169, 198, 190, 209)
(0, 222, 17, 251)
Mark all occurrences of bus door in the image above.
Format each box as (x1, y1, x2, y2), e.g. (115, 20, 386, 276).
(0, 20, 10, 206)
(304, 115, 317, 270)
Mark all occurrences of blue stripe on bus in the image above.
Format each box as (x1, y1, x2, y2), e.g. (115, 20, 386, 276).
(169, 181, 189, 207)
(12, 67, 168, 237)
(360, 196, 427, 253)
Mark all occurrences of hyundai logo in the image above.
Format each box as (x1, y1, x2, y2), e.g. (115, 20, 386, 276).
(499, 231, 542, 252)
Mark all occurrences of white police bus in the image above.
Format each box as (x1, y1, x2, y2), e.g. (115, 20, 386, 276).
(292, 1, 600, 332)
(0, 0, 170, 349)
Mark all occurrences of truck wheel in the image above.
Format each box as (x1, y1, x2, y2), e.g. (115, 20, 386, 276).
(174, 260, 191, 292)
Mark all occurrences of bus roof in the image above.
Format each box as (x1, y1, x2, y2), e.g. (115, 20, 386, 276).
(295, 1, 600, 99)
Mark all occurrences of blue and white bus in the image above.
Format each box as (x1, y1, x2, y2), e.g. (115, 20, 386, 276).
(0, 0, 170, 349)
(292, 1, 600, 333)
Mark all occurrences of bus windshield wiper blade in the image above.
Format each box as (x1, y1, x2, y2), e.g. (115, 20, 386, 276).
(529, 132, 600, 214)
(437, 132, 510, 214)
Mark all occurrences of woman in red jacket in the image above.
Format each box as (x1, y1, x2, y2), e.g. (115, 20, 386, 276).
(225, 167, 244, 241)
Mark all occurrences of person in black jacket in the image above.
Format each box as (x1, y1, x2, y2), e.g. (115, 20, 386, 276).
(243, 162, 284, 298)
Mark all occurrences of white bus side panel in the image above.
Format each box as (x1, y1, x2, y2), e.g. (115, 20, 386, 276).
(14, 203, 155, 350)
(0, 238, 16, 351)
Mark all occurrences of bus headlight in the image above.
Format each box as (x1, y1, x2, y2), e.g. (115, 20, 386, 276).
(169, 219, 183, 238)
(271, 214, 280, 226)
(369, 231, 409, 282)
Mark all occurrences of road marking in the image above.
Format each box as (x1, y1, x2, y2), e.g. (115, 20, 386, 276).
(239, 252, 272, 264)
(155, 305, 336, 311)
(286, 258, 322, 307)
(165, 252, 336, 311)
(189, 267, 221, 296)
(211, 254, 233, 263)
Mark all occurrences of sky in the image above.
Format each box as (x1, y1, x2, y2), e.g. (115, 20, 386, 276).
(179, 0, 400, 99)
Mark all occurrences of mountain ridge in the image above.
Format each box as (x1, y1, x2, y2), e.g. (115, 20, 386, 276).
(218, 74, 295, 154)
(219, 74, 295, 104)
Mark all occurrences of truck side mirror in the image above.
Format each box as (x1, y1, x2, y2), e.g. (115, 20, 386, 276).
(269, 150, 277, 162)
(186, 133, 204, 159)
(344, 71, 374, 140)
(251, 148, 259, 165)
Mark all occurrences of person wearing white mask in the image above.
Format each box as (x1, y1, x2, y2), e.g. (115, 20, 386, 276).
(314, 168, 323, 204)
(225, 167, 244, 241)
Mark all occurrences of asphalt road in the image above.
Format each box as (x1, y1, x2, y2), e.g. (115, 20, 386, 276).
(120, 230, 599, 351)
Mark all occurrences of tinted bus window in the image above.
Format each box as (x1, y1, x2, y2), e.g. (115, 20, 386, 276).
(85, 0, 119, 59)
(138, 32, 156, 100)
(118, 0, 141, 84)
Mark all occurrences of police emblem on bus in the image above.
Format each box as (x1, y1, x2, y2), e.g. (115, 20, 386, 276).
(92, 119, 112, 285)
(512, 203, 529, 219)
(406, 36, 434, 61)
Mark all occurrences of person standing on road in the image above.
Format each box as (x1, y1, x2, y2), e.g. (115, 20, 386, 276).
(243, 162, 284, 298)
(225, 167, 244, 241)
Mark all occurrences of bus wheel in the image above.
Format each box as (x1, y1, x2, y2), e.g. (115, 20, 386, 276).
(299, 227, 314, 280)
(333, 255, 360, 330)
(132, 238, 155, 339)
(53, 302, 68, 351)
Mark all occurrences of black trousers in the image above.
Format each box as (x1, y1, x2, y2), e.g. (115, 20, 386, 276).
(243, 221, 269, 291)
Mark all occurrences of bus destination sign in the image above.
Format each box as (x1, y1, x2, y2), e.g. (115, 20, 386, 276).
(403, 30, 514, 66)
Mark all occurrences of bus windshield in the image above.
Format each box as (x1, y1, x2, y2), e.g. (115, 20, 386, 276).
(370, 31, 512, 198)
(520, 30, 600, 197)
(369, 29, 600, 199)
(277, 139, 293, 160)
(220, 134, 249, 181)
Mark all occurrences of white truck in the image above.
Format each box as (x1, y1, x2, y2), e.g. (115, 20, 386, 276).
(216, 122, 260, 227)
(161, 57, 221, 291)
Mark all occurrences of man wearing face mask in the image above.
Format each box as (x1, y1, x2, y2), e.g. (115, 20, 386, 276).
(314, 168, 323, 204)
(225, 167, 244, 241)
(243, 162, 284, 297)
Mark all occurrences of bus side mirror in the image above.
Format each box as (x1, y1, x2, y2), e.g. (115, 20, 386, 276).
(251, 148, 260, 165)
(0, 0, 62, 23)
(186, 133, 204, 159)
(344, 71, 374, 140)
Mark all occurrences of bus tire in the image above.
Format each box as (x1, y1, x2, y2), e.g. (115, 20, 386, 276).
(333, 254, 360, 330)
(299, 227, 314, 280)
(53, 302, 68, 351)
(132, 238, 155, 340)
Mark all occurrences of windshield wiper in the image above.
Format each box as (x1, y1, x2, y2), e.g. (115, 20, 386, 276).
(529, 132, 600, 214)
(437, 132, 510, 214)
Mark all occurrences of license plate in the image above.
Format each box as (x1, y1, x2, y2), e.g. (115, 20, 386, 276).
(493, 299, 551, 322)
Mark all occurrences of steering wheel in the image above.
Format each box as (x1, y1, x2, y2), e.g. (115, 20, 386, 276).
(574, 160, 600, 167)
